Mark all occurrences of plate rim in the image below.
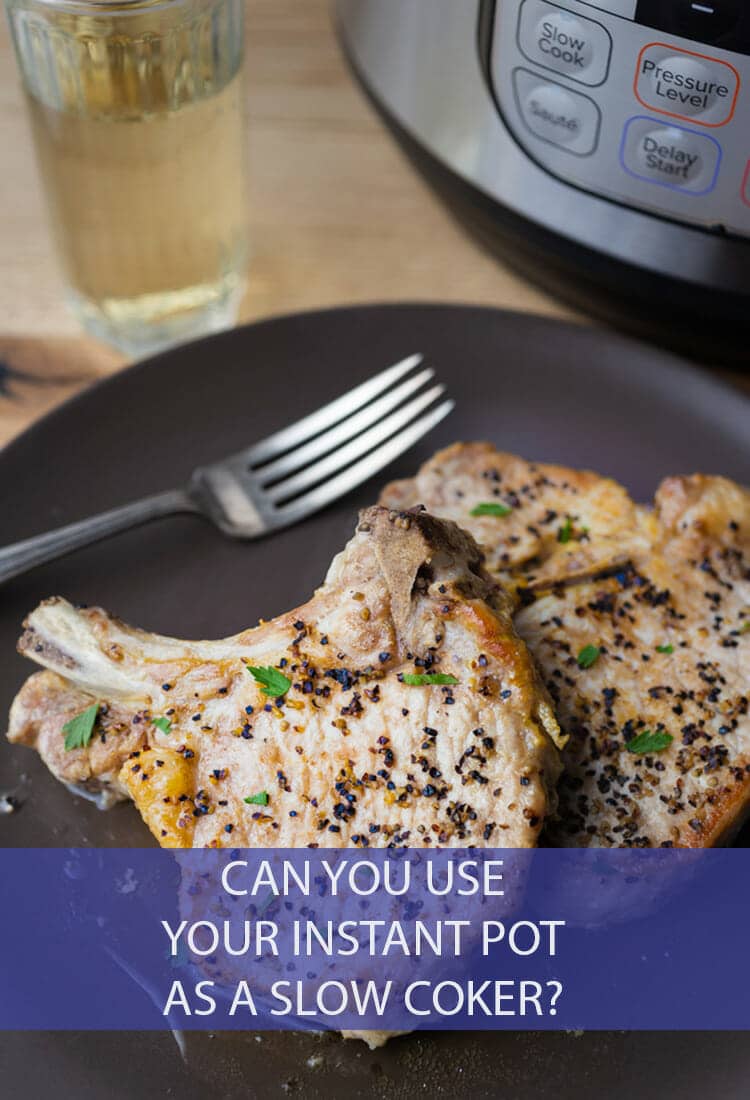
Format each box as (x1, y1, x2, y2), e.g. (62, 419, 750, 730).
(3, 302, 748, 470)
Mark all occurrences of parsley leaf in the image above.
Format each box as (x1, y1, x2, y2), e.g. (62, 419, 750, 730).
(402, 673, 459, 686)
(470, 502, 512, 518)
(167, 941, 192, 970)
(557, 518, 574, 543)
(246, 666, 291, 696)
(739, 622, 750, 635)
(626, 729, 673, 755)
(576, 645, 600, 669)
(62, 704, 99, 751)
(152, 716, 172, 734)
(244, 791, 269, 806)
(257, 889, 278, 917)
(656, 644, 674, 654)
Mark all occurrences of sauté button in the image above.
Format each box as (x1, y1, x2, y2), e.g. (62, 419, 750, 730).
(518, 0, 612, 86)
(634, 43, 739, 126)
(620, 117, 721, 195)
(513, 69, 601, 155)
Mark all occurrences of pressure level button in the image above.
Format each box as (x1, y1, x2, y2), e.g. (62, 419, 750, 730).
(518, 0, 612, 86)
(635, 43, 739, 126)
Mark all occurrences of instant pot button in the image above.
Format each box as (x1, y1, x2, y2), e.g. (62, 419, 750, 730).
(517, 0, 612, 86)
(634, 44, 739, 126)
(513, 69, 600, 155)
(620, 117, 721, 195)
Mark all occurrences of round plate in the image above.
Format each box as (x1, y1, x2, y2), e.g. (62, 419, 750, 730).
(2, 305, 749, 1099)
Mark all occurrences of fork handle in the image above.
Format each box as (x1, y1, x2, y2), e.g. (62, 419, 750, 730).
(0, 488, 199, 586)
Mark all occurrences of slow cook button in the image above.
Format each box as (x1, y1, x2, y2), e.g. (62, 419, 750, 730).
(634, 44, 739, 126)
(620, 117, 721, 195)
(517, 0, 612, 86)
(513, 69, 601, 155)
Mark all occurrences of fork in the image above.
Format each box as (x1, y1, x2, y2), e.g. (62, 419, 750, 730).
(0, 354, 453, 585)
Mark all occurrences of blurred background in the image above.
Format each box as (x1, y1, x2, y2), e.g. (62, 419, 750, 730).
(0, 0, 571, 449)
(4, 0, 750, 459)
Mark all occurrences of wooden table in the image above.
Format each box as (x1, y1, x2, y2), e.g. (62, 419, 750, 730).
(0, 0, 744, 451)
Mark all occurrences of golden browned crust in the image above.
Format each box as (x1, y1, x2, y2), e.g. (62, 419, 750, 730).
(7, 506, 562, 849)
(382, 442, 645, 592)
(9, 669, 145, 795)
(380, 446, 750, 848)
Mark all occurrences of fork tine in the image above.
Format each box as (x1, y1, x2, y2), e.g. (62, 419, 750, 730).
(241, 353, 424, 468)
(256, 366, 435, 486)
(265, 384, 446, 503)
(272, 398, 454, 524)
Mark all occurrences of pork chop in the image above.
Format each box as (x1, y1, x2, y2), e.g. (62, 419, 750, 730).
(381, 443, 750, 848)
(7, 505, 563, 850)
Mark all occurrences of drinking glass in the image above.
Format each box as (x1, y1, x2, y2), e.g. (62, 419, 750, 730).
(5, 0, 249, 355)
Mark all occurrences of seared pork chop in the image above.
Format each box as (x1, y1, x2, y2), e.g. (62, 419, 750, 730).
(8, 505, 563, 849)
(381, 444, 750, 848)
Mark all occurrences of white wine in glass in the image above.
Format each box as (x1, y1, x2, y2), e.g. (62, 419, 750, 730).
(6, 0, 249, 355)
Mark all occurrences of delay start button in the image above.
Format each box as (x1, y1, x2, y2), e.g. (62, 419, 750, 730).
(634, 43, 739, 127)
(518, 0, 612, 87)
(620, 117, 721, 195)
(513, 69, 601, 155)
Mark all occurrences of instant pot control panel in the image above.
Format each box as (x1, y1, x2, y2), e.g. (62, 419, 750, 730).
(487, 0, 750, 236)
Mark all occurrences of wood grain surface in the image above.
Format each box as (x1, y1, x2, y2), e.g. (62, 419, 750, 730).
(0, 0, 745, 452)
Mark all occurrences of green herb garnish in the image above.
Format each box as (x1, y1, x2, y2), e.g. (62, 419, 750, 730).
(740, 622, 750, 635)
(244, 791, 270, 806)
(152, 716, 172, 734)
(167, 941, 192, 970)
(656, 644, 674, 654)
(470, 502, 512, 518)
(576, 645, 600, 669)
(626, 729, 673, 755)
(246, 666, 292, 696)
(257, 889, 278, 917)
(62, 704, 99, 751)
(557, 518, 574, 543)
(402, 673, 459, 686)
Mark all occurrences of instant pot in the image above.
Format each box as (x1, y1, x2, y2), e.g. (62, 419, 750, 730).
(336, 0, 750, 361)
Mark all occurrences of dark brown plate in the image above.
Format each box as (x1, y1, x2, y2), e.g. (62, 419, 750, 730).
(1, 305, 748, 1099)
